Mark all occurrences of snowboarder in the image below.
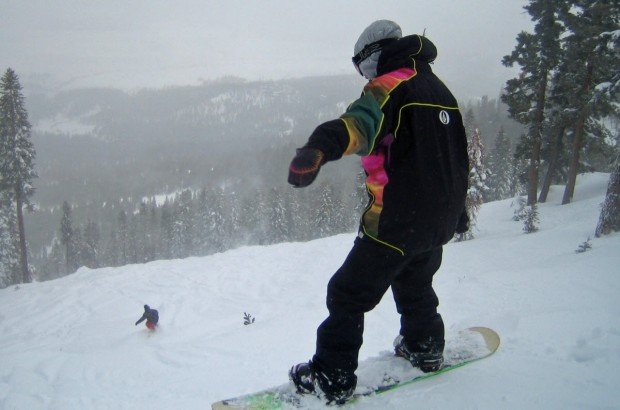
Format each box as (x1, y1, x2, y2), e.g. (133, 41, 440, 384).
(288, 20, 469, 403)
(135, 304, 159, 330)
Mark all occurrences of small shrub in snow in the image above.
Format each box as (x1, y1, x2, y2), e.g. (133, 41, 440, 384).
(243, 312, 255, 325)
(512, 195, 528, 221)
(523, 204, 539, 234)
(575, 237, 592, 253)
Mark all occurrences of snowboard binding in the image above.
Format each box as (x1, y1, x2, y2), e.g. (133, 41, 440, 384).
(394, 335, 444, 373)
(289, 361, 356, 405)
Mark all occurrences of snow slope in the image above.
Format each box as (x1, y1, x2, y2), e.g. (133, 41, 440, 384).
(1, 173, 618, 410)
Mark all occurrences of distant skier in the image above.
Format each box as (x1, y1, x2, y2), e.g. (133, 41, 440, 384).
(287, 20, 469, 403)
(135, 304, 159, 330)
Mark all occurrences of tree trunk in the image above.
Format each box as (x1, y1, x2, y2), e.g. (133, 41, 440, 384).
(539, 126, 565, 203)
(15, 188, 30, 283)
(595, 163, 620, 237)
(528, 70, 548, 206)
(528, 140, 542, 206)
(562, 62, 594, 205)
(562, 111, 587, 205)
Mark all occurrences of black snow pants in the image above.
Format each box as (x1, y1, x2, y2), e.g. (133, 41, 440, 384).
(313, 237, 444, 372)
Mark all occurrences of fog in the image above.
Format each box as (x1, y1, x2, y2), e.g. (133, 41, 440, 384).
(2, 0, 530, 98)
(2, 1, 534, 276)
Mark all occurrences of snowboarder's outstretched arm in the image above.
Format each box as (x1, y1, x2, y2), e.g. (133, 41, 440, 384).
(135, 313, 147, 326)
(288, 92, 383, 188)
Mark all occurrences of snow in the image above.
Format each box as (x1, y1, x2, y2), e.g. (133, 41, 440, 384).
(1, 173, 619, 409)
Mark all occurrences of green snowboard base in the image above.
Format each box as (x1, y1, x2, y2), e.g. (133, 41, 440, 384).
(212, 327, 500, 409)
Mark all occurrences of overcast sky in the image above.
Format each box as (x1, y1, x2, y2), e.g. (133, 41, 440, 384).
(1, 0, 531, 98)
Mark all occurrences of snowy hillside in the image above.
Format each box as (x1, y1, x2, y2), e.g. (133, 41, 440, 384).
(1, 173, 618, 410)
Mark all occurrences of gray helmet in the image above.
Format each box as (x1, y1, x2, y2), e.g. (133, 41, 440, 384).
(353, 20, 402, 80)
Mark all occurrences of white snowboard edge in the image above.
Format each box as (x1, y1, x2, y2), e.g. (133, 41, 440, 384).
(467, 326, 500, 353)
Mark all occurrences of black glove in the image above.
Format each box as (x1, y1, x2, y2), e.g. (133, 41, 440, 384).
(455, 210, 470, 234)
(288, 148, 325, 188)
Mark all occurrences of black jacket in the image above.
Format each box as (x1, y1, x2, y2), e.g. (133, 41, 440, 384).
(304, 35, 468, 255)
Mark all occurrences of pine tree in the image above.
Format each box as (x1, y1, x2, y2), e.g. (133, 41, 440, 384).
(60, 201, 75, 273)
(560, 0, 620, 204)
(209, 188, 228, 253)
(510, 146, 529, 198)
(72, 226, 85, 270)
(268, 186, 289, 244)
(195, 188, 212, 253)
(502, 0, 566, 205)
(288, 188, 312, 242)
(487, 126, 513, 201)
(40, 238, 64, 281)
(159, 201, 174, 259)
(104, 230, 119, 267)
(82, 220, 100, 268)
(513, 194, 528, 222)
(458, 128, 490, 241)
(0, 68, 37, 283)
(226, 190, 242, 248)
(127, 210, 139, 265)
(148, 199, 159, 260)
(199, 187, 232, 251)
(314, 180, 337, 238)
(0, 190, 19, 287)
(133, 202, 151, 263)
(172, 189, 195, 258)
(463, 107, 477, 141)
(116, 210, 129, 265)
(238, 190, 260, 245)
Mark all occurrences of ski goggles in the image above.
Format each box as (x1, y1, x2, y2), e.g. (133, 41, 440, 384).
(352, 38, 396, 76)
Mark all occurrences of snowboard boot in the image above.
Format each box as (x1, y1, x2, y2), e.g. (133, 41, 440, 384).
(289, 361, 356, 404)
(394, 335, 444, 373)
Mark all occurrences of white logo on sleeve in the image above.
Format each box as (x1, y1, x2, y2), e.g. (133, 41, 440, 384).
(439, 110, 450, 125)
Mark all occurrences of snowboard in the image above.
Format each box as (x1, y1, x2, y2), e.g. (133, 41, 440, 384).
(212, 327, 499, 409)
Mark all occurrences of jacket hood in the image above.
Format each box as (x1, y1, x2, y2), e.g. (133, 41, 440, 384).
(377, 35, 438, 76)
